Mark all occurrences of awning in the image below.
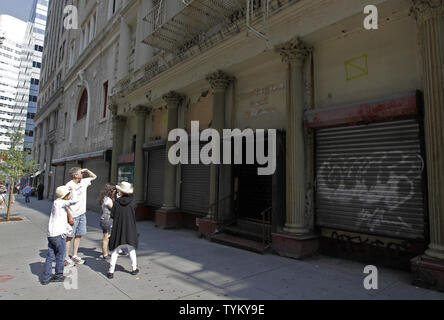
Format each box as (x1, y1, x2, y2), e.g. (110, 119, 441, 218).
(31, 169, 45, 178)
(51, 149, 108, 166)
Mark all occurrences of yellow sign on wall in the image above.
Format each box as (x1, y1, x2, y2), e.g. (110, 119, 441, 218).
(345, 54, 368, 81)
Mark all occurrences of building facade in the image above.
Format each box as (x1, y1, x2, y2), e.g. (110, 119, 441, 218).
(34, 0, 119, 210)
(35, 0, 444, 290)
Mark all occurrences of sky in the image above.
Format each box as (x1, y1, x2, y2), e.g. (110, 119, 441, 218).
(0, 0, 35, 22)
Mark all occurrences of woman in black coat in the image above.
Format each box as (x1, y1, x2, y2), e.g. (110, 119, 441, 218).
(107, 181, 139, 279)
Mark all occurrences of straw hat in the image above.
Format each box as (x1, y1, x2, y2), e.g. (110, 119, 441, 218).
(116, 181, 134, 195)
(56, 186, 71, 199)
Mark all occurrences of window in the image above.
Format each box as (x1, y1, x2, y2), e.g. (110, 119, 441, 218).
(69, 44, 74, 67)
(132, 135, 136, 153)
(77, 89, 88, 120)
(90, 13, 96, 41)
(103, 81, 108, 118)
(54, 110, 58, 129)
(32, 61, 41, 68)
(31, 78, 40, 85)
(108, 0, 117, 19)
(59, 41, 65, 64)
(29, 95, 38, 102)
(63, 112, 67, 138)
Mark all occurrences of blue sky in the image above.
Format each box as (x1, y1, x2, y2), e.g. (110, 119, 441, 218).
(0, 0, 35, 22)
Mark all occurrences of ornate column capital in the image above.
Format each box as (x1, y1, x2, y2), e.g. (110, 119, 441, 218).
(275, 37, 311, 66)
(411, 0, 444, 23)
(162, 91, 183, 108)
(205, 70, 233, 92)
(112, 115, 126, 125)
(133, 105, 152, 117)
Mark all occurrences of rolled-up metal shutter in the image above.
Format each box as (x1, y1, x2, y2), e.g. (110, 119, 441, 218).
(315, 119, 425, 240)
(180, 164, 210, 214)
(146, 148, 165, 207)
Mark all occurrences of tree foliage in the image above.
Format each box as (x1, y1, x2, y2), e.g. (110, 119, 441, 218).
(0, 126, 38, 219)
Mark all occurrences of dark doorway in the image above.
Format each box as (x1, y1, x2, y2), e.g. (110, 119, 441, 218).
(234, 164, 272, 223)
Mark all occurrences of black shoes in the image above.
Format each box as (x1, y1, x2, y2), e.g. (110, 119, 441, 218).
(106, 269, 138, 278)
(41, 276, 65, 285)
(131, 269, 139, 276)
(51, 276, 66, 282)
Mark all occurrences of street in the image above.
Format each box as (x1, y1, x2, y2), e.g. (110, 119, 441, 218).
(0, 196, 443, 300)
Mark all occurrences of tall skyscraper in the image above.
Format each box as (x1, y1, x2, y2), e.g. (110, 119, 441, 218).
(0, 14, 27, 151)
(14, 0, 48, 156)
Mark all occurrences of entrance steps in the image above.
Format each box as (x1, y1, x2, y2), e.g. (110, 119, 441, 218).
(210, 220, 271, 254)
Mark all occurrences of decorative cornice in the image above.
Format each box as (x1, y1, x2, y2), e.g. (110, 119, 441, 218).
(133, 105, 152, 116)
(205, 70, 233, 92)
(411, 0, 444, 23)
(162, 91, 184, 107)
(112, 115, 126, 124)
(275, 37, 311, 66)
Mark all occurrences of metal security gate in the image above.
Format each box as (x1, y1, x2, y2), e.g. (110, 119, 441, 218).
(180, 164, 210, 215)
(146, 148, 165, 207)
(315, 119, 425, 240)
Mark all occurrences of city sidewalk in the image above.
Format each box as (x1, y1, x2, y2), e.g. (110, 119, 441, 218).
(0, 196, 443, 300)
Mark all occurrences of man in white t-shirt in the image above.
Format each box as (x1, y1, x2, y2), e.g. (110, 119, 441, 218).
(64, 167, 97, 267)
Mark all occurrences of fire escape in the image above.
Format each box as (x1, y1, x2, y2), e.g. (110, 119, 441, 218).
(142, 0, 271, 53)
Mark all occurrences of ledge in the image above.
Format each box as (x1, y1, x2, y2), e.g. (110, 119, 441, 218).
(143, 139, 167, 150)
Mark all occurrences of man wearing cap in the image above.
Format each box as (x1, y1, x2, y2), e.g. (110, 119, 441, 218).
(64, 167, 97, 267)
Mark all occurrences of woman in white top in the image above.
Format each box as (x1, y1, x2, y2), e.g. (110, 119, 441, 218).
(97, 184, 116, 259)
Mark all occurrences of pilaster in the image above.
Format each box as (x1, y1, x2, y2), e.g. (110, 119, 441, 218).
(410, 0, 444, 292)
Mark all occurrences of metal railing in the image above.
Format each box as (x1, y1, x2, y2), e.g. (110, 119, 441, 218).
(209, 191, 237, 222)
(260, 206, 272, 249)
(144, 0, 165, 32)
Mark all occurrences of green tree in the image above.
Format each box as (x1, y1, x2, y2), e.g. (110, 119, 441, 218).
(0, 126, 37, 220)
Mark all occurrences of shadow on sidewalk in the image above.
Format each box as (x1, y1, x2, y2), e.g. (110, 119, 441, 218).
(29, 262, 44, 282)
(76, 247, 132, 276)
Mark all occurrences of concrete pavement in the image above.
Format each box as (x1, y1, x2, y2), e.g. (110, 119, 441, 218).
(0, 196, 443, 300)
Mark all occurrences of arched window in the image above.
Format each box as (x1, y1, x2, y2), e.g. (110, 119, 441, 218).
(77, 89, 88, 120)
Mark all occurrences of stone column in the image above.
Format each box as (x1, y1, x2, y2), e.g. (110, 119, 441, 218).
(40, 120, 47, 170)
(277, 37, 310, 235)
(271, 37, 319, 259)
(155, 91, 183, 229)
(43, 142, 50, 199)
(195, 71, 232, 238)
(32, 125, 39, 163)
(410, 0, 444, 291)
(133, 105, 151, 203)
(109, 104, 126, 184)
(205, 70, 232, 220)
